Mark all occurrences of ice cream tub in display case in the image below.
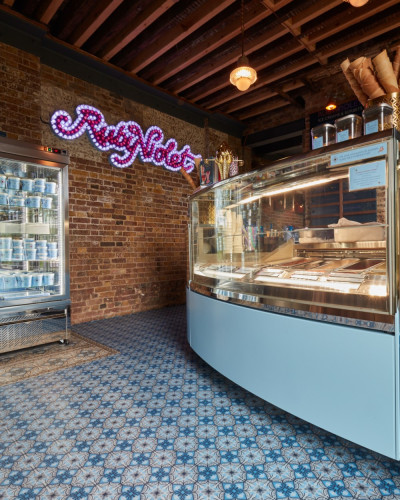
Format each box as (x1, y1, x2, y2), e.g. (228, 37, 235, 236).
(25, 248, 37, 260)
(21, 178, 34, 191)
(16, 273, 32, 288)
(7, 176, 20, 190)
(45, 181, 57, 194)
(31, 273, 43, 286)
(0, 249, 12, 261)
(42, 272, 55, 286)
(48, 249, 58, 259)
(9, 195, 25, 207)
(41, 197, 52, 209)
(0, 237, 12, 249)
(33, 178, 46, 193)
(12, 250, 24, 260)
(26, 195, 41, 208)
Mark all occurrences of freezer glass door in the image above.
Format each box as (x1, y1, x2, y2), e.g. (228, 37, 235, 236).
(0, 159, 66, 304)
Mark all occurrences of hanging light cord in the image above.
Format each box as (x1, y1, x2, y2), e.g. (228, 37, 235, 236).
(241, 0, 244, 57)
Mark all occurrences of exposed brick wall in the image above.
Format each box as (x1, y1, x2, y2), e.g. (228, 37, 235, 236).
(0, 42, 240, 324)
(0, 44, 41, 143)
(66, 157, 191, 322)
(262, 198, 304, 231)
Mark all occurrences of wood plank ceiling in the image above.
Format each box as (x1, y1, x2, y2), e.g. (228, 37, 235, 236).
(2, 0, 400, 134)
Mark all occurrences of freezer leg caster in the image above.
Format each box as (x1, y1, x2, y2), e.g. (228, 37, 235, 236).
(59, 339, 70, 345)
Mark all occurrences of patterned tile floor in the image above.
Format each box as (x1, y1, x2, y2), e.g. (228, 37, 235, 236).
(1, 304, 400, 499)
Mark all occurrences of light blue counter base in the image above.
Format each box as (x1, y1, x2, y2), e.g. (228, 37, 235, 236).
(187, 289, 397, 459)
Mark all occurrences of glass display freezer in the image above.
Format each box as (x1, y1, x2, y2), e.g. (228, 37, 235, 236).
(0, 136, 70, 353)
(187, 129, 400, 458)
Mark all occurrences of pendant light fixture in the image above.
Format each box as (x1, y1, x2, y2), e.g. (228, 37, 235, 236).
(230, 0, 257, 92)
(325, 97, 337, 111)
(343, 0, 369, 6)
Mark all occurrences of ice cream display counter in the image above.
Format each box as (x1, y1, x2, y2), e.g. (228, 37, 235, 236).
(187, 129, 400, 458)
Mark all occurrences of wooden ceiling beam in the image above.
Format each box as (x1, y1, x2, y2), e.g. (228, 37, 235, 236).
(222, 80, 305, 113)
(146, 1, 270, 85)
(288, 0, 342, 29)
(318, 11, 400, 59)
(267, 0, 341, 65)
(237, 98, 291, 120)
(38, 0, 63, 25)
(261, 0, 293, 11)
(99, 0, 179, 61)
(273, 88, 304, 108)
(70, 0, 125, 48)
(168, 24, 290, 95)
(126, 0, 236, 74)
(303, 0, 400, 44)
(3, 0, 15, 6)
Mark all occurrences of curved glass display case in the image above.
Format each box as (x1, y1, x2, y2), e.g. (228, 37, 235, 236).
(187, 129, 400, 459)
(189, 130, 397, 332)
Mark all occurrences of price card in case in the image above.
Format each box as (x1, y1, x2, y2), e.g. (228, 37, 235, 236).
(349, 160, 386, 191)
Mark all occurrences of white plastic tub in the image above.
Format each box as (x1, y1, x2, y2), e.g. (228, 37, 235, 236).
(334, 225, 385, 242)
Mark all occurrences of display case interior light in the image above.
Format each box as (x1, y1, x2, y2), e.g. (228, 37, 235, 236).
(238, 172, 349, 205)
(368, 284, 387, 296)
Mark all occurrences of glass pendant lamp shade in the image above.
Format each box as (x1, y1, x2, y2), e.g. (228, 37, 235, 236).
(230, 55, 257, 91)
(344, 0, 369, 6)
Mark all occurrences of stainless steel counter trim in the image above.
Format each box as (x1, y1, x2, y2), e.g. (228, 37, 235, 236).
(189, 280, 393, 325)
(189, 284, 394, 334)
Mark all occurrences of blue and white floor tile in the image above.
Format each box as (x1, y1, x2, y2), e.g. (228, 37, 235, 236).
(0, 305, 400, 499)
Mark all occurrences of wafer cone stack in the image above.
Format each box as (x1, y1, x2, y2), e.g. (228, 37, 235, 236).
(348, 56, 368, 78)
(392, 46, 400, 81)
(358, 66, 386, 99)
(372, 50, 399, 93)
(340, 58, 368, 106)
(350, 56, 385, 99)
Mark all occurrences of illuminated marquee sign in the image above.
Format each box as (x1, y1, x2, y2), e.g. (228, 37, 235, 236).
(50, 104, 201, 172)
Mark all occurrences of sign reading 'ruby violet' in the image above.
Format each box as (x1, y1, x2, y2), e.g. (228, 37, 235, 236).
(50, 104, 201, 172)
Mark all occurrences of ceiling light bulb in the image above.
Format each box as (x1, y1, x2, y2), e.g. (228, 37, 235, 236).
(230, 56, 257, 92)
(344, 0, 369, 6)
(235, 77, 251, 91)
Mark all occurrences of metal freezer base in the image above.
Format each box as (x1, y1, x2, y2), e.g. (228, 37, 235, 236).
(0, 304, 70, 353)
(187, 288, 398, 459)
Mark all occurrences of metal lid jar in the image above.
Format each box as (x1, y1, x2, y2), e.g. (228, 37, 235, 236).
(311, 123, 336, 150)
(362, 103, 393, 135)
(335, 114, 362, 143)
